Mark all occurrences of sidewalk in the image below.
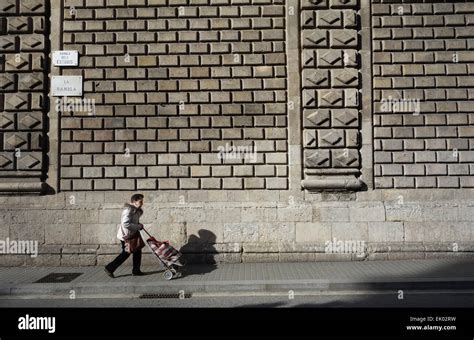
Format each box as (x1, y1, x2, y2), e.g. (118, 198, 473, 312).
(1, 259, 473, 298)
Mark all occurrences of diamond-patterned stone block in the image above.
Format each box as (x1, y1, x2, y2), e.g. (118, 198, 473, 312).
(302, 69, 330, 88)
(318, 50, 343, 67)
(17, 153, 42, 170)
(332, 109, 358, 127)
(19, 112, 41, 129)
(333, 149, 359, 167)
(29, 132, 43, 149)
(343, 50, 358, 67)
(346, 130, 359, 147)
(343, 10, 357, 27)
(317, 10, 343, 28)
(20, 35, 45, 51)
(344, 89, 359, 107)
(0, 0, 16, 14)
(4, 133, 28, 149)
(0, 114, 15, 129)
(305, 150, 330, 168)
(303, 89, 317, 108)
(318, 129, 344, 147)
(32, 17, 46, 33)
(304, 109, 331, 127)
(301, 11, 315, 28)
(329, 0, 358, 8)
(5, 93, 28, 110)
(330, 30, 358, 47)
(6, 54, 30, 71)
(20, 0, 45, 14)
(318, 90, 344, 107)
(332, 68, 359, 87)
(19, 73, 43, 90)
(0, 36, 16, 52)
(301, 0, 328, 10)
(0, 154, 13, 168)
(0, 74, 16, 91)
(304, 130, 317, 148)
(7, 17, 31, 33)
(302, 30, 328, 48)
(30, 53, 45, 71)
(302, 50, 315, 67)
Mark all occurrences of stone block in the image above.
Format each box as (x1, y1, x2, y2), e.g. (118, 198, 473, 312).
(80, 224, 117, 244)
(9, 224, 45, 244)
(223, 223, 259, 242)
(295, 222, 332, 243)
(368, 222, 404, 242)
(350, 203, 386, 222)
(61, 254, 97, 266)
(259, 222, 295, 243)
(45, 224, 80, 245)
(277, 205, 312, 222)
(332, 222, 368, 242)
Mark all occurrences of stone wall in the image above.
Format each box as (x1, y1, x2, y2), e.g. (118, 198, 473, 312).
(0, 0, 49, 193)
(300, 0, 363, 191)
(0, 0, 473, 266)
(373, 1, 474, 188)
(59, 0, 288, 191)
(0, 189, 473, 266)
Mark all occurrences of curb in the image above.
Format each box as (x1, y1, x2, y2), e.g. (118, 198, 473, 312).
(1, 279, 474, 297)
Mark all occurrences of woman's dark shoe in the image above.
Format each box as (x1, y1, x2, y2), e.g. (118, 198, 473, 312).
(132, 271, 145, 276)
(104, 268, 115, 278)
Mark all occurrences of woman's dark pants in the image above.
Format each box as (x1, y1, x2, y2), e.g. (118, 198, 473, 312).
(105, 241, 142, 274)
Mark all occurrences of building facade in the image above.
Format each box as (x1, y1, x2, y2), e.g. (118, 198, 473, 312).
(0, 0, 473, 265)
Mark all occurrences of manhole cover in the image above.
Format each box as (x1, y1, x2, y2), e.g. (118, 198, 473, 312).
(35, 273, 82, 283)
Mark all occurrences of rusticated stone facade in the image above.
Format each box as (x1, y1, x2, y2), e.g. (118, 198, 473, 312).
(300, 0, 363, 191)
(60, 0, 288, 191)
(0, 0, 473, 266)
(372, 1, 474, 189)
(0, 0, 49, 193)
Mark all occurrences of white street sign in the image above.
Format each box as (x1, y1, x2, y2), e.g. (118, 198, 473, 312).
(52, 50, 79, 66)
(51, 76, 83, 96)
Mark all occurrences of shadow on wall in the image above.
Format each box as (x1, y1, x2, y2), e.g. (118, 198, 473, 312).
(179, 229, 218, 276)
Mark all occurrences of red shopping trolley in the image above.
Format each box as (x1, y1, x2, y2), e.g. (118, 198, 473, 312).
(140, 228, 185, 280)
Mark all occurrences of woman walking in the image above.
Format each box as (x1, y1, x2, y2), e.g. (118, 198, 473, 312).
(104, 193, 145, 278)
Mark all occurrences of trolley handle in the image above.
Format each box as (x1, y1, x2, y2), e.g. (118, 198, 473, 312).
(141, 227, 163, 242)
(141, 227, 152, 237)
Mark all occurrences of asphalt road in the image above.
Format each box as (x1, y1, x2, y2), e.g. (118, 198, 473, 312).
(1, 291, 474, 308)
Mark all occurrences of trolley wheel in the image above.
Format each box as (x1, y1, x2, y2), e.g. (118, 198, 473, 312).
(163, 270, 173, 280)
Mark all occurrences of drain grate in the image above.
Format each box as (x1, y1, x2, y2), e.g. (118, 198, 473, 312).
(35, 273, 82, 283)
(139, 293, 192, 299)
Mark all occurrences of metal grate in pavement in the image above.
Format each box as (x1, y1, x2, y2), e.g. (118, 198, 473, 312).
(139, 293, 192, 299)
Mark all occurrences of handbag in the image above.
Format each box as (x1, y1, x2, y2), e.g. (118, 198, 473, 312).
(124, 232, 145, 253)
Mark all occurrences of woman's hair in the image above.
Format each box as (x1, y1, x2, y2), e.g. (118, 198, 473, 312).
(131, 193, 144, 202)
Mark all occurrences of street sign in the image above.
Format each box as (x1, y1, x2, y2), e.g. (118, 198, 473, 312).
(51, 76, 83, 96)
(52, 50, 79, 66)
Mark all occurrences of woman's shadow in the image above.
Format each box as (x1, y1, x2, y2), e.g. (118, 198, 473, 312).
(179, 229, 218, 277)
